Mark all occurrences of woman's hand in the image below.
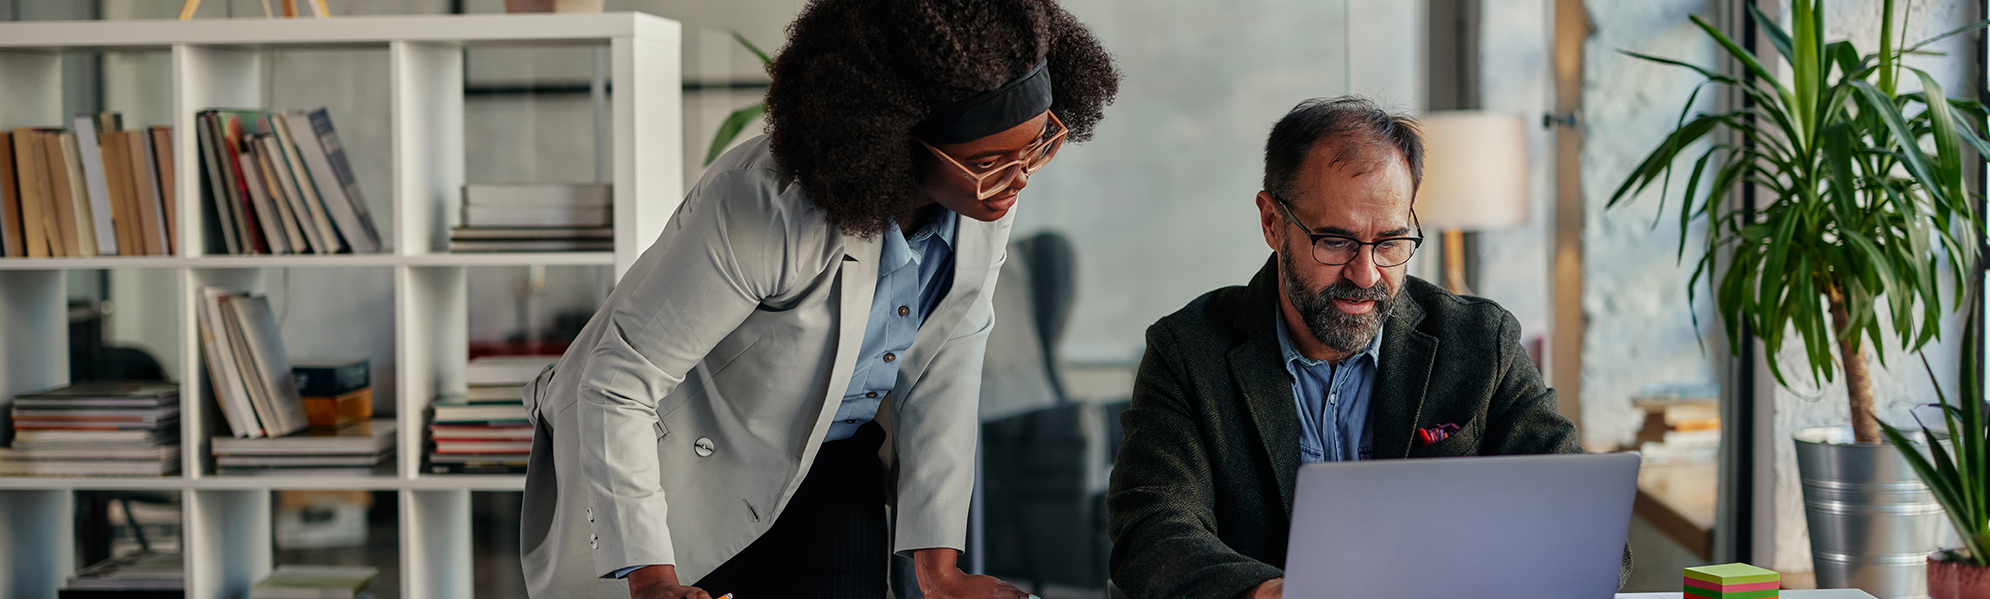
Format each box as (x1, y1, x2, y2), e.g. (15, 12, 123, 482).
(627, 565, 714, 599)
(912, 548, 1030, 599)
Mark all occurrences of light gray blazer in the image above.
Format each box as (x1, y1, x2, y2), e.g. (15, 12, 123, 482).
(519, 135, 1010, 595)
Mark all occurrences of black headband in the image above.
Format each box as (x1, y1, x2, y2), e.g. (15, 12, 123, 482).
(911, 60, 1053, 144)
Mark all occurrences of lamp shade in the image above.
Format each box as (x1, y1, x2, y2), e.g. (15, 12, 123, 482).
(1413, 111, 1530, 230)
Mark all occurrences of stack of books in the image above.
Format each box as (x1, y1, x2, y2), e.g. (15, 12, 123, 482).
(211, 419, 395, 477)
(2, 382, 180, 477)
(0, 114, 178, 258)
(427, 355, 553, 474)
(195, 108, 382, 255)
(60, 551, 184, 599)
(250, 564, 378, 599)
(197, 287, 310, 440)
(449, 183, 611, 252)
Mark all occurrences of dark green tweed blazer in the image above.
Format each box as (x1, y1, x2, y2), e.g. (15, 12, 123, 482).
(1106, 256, 1628, 599)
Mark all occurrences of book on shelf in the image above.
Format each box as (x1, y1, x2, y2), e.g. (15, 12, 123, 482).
(211, 419, 393, 477)
(250, 564, 377, 599)
(302, 387, 372, 429)
(196, 108, 380, 255)
(14, 428, 178, 444)
(63, 551, 184, 594)
(212, 419, 395, 456)
(451, 226, 612, 241)
(199, 287, 309, 438)
(429, 460, 527, 475)
(448, 238, 613, 252)
(0, 116, 179, 258)
(431, 402, 528, 424)
(463, 355, 558, 386)
(460, 183, 611, 227)
(0, 453, 180, 476)
(463, 383, 525, 403)
(429, 423, 535, 441)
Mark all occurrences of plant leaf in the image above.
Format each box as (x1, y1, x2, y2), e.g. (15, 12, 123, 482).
(703, 104, 766, 166)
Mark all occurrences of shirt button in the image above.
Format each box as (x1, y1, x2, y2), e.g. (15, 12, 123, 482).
(866, 391, 878, 398)
(845, 419, 858, 424)
(898, 306, 910, 316)
(883, 353, 896, 363)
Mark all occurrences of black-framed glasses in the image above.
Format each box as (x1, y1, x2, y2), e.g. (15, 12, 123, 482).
(1272, 197, 1424, 267)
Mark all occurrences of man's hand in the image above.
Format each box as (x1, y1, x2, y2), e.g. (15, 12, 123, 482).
(1240, 578, 1283, 599)
(627, 565, 712, 599)
(913, 548, 1029, 599)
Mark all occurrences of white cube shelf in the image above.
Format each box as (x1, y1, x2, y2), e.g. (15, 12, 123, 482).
(0, 12, 682, 599)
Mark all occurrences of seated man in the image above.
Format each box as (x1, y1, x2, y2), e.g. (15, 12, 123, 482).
(1106, 96, 1625, 599)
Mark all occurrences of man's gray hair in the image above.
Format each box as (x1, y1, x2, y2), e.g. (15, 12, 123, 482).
(1262, 96, 1424, 202)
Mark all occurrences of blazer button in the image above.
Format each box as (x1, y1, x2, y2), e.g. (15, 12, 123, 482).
(694, 437, 715, 457)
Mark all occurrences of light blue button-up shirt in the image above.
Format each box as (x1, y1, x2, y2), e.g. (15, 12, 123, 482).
(825, 208, 959, 442)
(1275, 313, 1381, 463)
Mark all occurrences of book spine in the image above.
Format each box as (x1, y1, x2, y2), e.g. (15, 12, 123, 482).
(151, 127, 177, 255)
(0, 131, 19, 257)
(196, 112, 241, 255)
(13, 129, 53, 257)
(103, 131, 141, 256)
(308, 108, 381, 252)
(215, 115, 266, 254)
(236, 147, 288, 254)
(125, 130, 165, 256)
(57, 133, 98, 257)
(73, 116, 117, 256)
(285, 111, 372, 254)
(252, 135, 310, 253)
(273, 113, 342, 254)
(39, 133, 82, 257)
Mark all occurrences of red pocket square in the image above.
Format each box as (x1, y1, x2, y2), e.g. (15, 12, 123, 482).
(1415, 423, 1462, 447)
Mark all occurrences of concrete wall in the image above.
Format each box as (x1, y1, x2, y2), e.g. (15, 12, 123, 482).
(1011, 0, 1355, 364)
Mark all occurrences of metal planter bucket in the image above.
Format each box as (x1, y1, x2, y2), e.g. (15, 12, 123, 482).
(1795, 427, 1953, 599)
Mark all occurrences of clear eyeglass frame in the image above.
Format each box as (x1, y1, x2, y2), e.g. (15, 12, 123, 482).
(918, 110, 1069, 200)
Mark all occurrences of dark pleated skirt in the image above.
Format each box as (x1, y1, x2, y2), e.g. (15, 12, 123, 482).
(693, 421, 890, 598)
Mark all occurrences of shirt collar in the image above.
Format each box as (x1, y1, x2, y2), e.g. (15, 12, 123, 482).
(880, 208, 958, 273)
(1274, 309, 1385, 369)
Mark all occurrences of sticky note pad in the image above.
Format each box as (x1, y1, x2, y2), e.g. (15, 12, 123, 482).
(1684, 563, 1779, 599)
(1685, 563, 1780, 585)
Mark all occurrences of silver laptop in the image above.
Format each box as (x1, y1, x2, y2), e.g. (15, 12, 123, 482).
(1282, 452, 1640, 599)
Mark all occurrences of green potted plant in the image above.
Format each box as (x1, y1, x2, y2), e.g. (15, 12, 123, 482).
(1881, 287, 1990, 598)
(1610, 0, 1985, 594)
(704, 32, 773, 166)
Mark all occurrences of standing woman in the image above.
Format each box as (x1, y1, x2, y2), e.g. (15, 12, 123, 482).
(518, 0, 1119, 598)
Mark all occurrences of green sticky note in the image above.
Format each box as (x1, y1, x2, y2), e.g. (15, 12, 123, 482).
(1685, 563, 1780, 585)
(1682, 585, 1778, 599)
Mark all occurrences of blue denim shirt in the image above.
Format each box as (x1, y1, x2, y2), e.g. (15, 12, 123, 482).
(1275, 313, 1381, 463)
(825, 208, 959, 442)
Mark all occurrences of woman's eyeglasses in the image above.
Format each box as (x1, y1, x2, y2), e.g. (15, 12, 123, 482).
(920, 111, 1069, 200)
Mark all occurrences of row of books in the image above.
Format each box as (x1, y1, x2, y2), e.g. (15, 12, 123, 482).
(196, 108, 382, 256)
(0, 382, 181, 477)
(449, 183, 611, 252)
(426, 356, 551, 474)
(0, 115, 178, 258)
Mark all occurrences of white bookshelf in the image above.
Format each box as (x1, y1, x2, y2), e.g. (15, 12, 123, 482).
(0, 13, 682, 599)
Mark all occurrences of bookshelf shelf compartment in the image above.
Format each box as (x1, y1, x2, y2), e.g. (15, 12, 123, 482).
(0, 13, 680, 599)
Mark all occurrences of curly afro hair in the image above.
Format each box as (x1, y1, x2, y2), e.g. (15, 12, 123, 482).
(764, 0, 1120, 239)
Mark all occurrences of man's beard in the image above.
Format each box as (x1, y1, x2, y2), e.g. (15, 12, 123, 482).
(1279, 245, 1397, 355)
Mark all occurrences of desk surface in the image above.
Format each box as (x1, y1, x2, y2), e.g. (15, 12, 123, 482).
(1620, 591, 1875, 599)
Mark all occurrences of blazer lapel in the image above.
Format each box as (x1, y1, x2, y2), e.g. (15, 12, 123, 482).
(1368, 292, 1437, 459)
(802, 235, 881, 451)
(898, 213, 993, 380)
(1230, 257, 1302, 516)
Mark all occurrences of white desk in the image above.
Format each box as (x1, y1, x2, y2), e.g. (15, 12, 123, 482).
(1619, 591, 1876, 599)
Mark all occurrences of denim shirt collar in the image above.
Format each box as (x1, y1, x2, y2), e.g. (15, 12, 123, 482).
(880, 208, 959, 273)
